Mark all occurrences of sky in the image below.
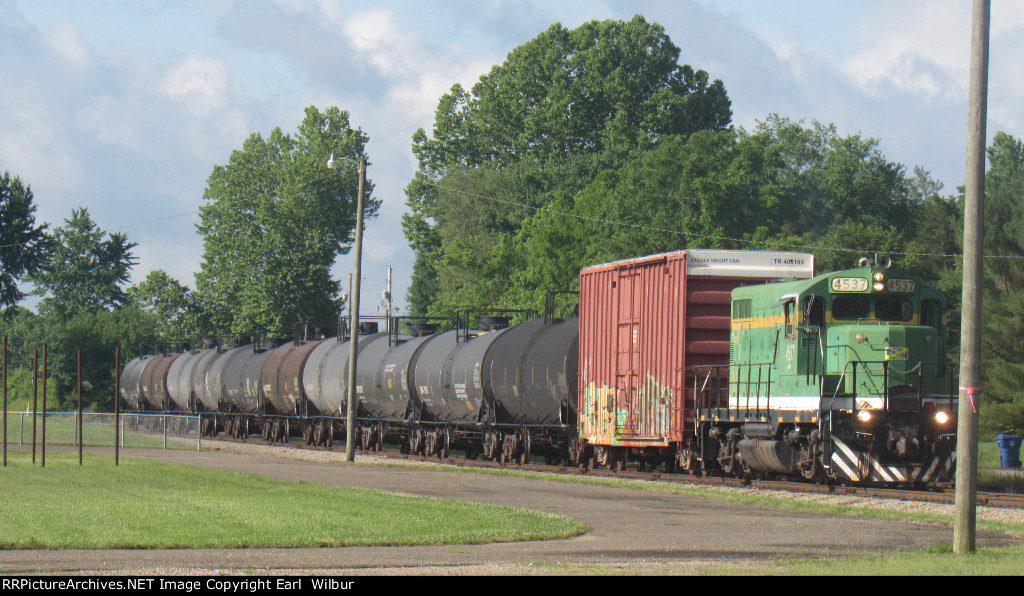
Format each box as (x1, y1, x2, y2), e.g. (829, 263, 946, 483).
(2, 0, 1022, 318)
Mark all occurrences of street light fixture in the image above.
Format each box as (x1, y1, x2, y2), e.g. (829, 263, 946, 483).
(328, 153, 366, 463)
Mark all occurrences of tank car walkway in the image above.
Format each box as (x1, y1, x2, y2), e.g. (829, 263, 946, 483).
(1, 446, 1017, 575)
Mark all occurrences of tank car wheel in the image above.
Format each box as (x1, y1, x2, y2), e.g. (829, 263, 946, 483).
(518, 431, 531, 465)
(440, 429, 450, 459)
(482, 432, 498, 461)
(501, 434, 516, 464)
(375, 426, 384, 452)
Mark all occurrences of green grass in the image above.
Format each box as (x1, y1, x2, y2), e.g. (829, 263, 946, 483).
(762, 543, 1024, 575)
(3, 412, 197, 450)
(0, 452, 583, 550)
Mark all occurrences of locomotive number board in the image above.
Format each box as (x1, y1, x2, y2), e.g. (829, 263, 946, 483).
(830, 277, 869, 292)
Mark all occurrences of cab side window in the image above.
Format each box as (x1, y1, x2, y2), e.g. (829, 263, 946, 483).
(921, 298, 943, 331)
(803, 295, 824, 327)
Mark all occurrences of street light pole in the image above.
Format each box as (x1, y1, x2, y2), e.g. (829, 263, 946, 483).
(330, 154, 366, 463)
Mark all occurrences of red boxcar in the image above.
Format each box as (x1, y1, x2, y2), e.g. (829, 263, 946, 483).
(577, 249, 814, 471)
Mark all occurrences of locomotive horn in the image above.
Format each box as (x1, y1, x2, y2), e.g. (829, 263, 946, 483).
(858, 257, 872, 268)
(878, 256, 893, 269)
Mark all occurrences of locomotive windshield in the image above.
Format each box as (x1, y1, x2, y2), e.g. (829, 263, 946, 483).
(830, 296, 917, 322)
(875, 297, 913, 321)
(832, 295, 869, 320)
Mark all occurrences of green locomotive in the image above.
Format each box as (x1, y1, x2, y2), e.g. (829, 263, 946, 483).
(694, 258, 958, 485)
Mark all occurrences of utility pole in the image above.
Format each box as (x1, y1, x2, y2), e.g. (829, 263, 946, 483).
(955, 0, 989, 555)
(344, 158, 366, 463)
(384, 266, 393, 332)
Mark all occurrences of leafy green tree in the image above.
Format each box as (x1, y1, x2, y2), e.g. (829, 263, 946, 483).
(11, 209, 143, 409)
(752, 115, 916, 236)
(0, 172, 49, 313)
(405, 16, 733, 314)
(29, 208, 137, 319)
(977, 132, 1024, 437)
(127, 269, 199, 340)
(195, 105, 377, 334)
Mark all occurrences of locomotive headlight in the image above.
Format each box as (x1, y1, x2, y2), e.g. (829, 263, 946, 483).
(874, 272, 885, 282)
(873, 281, 885, 291)
(857, 410, 872, 423)
(934, 411, 950, 425)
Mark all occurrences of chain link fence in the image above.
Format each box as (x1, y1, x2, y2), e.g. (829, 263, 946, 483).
(3, 412, 202, 451)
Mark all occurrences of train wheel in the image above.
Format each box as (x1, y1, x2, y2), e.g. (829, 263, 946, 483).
(440, 429, 450, 459)
(614, 449, 627, 473)
(518, 431, 530, 465)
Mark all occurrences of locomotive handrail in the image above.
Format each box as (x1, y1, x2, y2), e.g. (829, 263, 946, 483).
(825, 359, 957, 414)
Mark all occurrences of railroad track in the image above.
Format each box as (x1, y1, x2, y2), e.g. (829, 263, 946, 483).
(213, 435, 1024, 510)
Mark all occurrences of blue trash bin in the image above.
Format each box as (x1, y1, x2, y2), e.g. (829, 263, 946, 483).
(996, 434, 1023, 468)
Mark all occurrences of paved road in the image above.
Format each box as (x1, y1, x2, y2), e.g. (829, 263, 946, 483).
(1, 446, 1017, 575)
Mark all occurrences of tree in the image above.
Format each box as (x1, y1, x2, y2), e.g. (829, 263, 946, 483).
(752, 115, 917, 235)
(127, 269, 199, 340)
(977, 132, 1024, 437)
(405, 16, 733, 314)
(195, 106, 377, 334)
(0, 171, 48, 313)
(29, 207, 137, 319)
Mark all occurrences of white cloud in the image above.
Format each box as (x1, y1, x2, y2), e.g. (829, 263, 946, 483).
(840, 0, 968, 99)
(45, 19, 94, 73)
(159, 53, 229, 117)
